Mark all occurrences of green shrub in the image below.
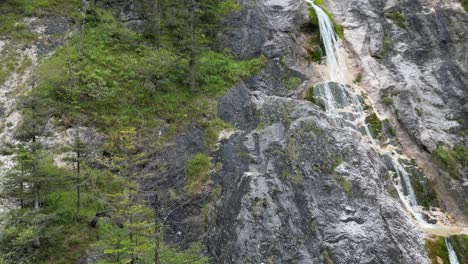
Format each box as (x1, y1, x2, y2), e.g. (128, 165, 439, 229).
(305, 86, 317, 104)
(434, 145, 467, 179)
(354, 73, 362, 84)
(34, 8, 263, 141)
(334, 174, 352, 198)
(285, 76, 302, 90)
(382, 96, 394, 105)
(385, 11, 406, 29)
(366, 112, 382, 138)
(322, 249, 334, 264)
(185, 153, 211, 195)
(381, 32, 391, 58)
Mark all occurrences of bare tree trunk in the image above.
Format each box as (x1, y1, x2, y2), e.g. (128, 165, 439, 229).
(20, 163, 24, 208)
(76, 131, 81, 221)
(188, 0, 197, 92)
(152, 0, 161, 49)
(154, 207, 160, 264)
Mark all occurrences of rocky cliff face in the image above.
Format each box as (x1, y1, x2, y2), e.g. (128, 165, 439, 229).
(325, 0, 468, 220)
(203, 0, 456, 262)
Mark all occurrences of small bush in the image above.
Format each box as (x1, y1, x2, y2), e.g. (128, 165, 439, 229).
(385, 11, 406, 29)
(354, 73, 362, 84)
(382, 96, 394, 105)
(382, 32, 391, 58)
(366, 112, 382, 138)
(434, 145, 467, 179)
(305, 86, 317, 104)
(334, 174, 353, 198)
(322, 249, 334, 264)
(185, 153, 211, 195)
(285, 76, 302, 90)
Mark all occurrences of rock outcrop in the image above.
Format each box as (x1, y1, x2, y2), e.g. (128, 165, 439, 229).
(206, 0, 434, 262)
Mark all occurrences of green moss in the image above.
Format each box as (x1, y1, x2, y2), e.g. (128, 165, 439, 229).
(331, 154, 343, 171)
(425, 237, 450, 264)
(322, 249, 334, 264)
(283, 169, 305, 184)
(404, 162, 438, 210)
(365, 112, 382, 138)
(382, 96, 394, 106)
(185, 153, 211, 195)
(308, 220, 317, 235)
(305, 86, 318, 104)
(334, 174, 353, 198)
(250, 198, 267, 218)
(460, 0, 468, 11)
(201, 118, 234, 151)
(285, 76, 302, 90)
(385, 11, 406, 29)
(307, 44, 323, 64)
(287, 138, 299, 161)
(314, 0, 325, 5)
(434, 145, 467, 180)
(382, 32, 391, 58)
(449, 235, 467, 263)
(354, 73, 362, 84)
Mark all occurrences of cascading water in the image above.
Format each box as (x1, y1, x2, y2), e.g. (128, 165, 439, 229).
(306, 0, 376, 144)
(445, 238, 461, 264)
(306, 0, 427, 225)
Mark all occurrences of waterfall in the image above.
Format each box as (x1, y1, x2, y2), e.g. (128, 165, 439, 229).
(445, 238, 461, 264)
(306, 0, 429, 224)
(306, 0, 376, 144)
(306, 0, 346, 83)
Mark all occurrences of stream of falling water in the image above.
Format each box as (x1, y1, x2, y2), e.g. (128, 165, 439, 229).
(305, 0, 468, 240)
(306, 0, 427, 226)
(445, 237, 461, 264)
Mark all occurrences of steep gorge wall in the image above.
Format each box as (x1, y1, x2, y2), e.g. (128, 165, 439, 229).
(325, 0, 468, 220)
(206, 0, 434, 263)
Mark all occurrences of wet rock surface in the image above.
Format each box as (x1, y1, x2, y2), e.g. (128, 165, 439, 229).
(326, 0, 467, 218)
(206, 0, 432, 263)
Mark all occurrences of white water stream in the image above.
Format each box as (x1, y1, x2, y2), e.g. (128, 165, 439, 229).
(305, 0, 427, 226)
(445, 237, 461, 264)
(305, 0, 468, 238)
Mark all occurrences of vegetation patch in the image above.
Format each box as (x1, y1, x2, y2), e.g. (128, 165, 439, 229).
(305, 86, 318, 104)
(334, 174, 352, 198)
(185, 153, 212, 195)
(382, 32, 391, 58)
(285, 76, 303, 90)
(354, 73, 362, 84)
(460, 0, 468, 12)
(322, 249, 334, 264)
(283, 169, 305, 184)
(366, 112, 382, 138)
(382, 96, 394, 106)
(425, 237, 450, 264)
(201, 118, 234, 151)
(402, 161, 438, 210)
(385, 11, 406, 29)
(250, 198, 267, 219)
(434, 144, 468, 180)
